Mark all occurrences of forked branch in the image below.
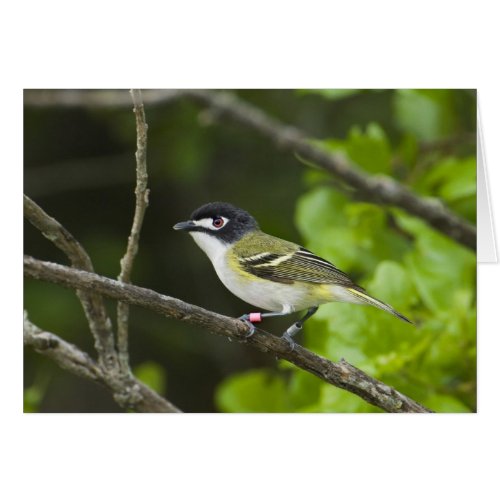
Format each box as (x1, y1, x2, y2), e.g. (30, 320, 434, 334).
(24, 312, 180, 413)
(23, 90, 179, 412)
(23, 194, 117, 372)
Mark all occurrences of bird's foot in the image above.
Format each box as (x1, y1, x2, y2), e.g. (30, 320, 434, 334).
(281, 322, 302, 351)
(238, 313, 262, 338)
(281, 332, 297, 351)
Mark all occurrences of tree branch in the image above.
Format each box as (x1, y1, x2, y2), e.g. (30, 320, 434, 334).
(23, 194, 117, 372)
(24, 255, 433, 413)
(24, 95, 184, 413)
(23, 312, 181, 413)
(24, 89, 476, 250)
(181, 90, 476, 251)
(116, 90, 150, 372)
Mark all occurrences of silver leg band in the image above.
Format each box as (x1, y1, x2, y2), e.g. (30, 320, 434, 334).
(284, 322, 302, 338)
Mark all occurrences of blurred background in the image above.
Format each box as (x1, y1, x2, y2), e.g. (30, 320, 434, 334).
(24, 89, 477, 412)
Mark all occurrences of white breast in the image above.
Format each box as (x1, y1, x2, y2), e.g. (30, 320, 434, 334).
(189, 232, 321, 313)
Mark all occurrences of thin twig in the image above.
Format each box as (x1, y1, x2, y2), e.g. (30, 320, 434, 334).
(116, 90, 150, 372)
(24, 89, 476, 251)
(24, 256, 433, 413)
(24, 311, 181, 413)
(23, 195, 117, 372)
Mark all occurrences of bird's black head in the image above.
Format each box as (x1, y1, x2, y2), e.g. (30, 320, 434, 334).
(173, 202, 259, 244)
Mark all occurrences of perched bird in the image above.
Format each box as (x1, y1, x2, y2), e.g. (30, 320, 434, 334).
(174, 202, 411, 349)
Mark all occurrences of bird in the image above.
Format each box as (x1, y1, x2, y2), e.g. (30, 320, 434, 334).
(173, 201, 412, 349)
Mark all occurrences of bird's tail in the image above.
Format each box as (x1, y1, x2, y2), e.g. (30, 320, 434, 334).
(347, 287, 412, 324)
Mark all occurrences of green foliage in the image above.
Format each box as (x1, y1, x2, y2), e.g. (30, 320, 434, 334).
(24, 89, 476, 412)
(134, 361, 167, 396)
(216, 368, 323, 413)
(24, 371, 51, 413)
(216, 369, 288, 412)
(321, 123, 392, 174)
(296, 188, 409, 276)
(215, 90, 476, 413)
(394, 89, 459, 141)
(346, 123, 392, 174)
(298, 89, 362, 100)
(398, 213, 476, 313)
(24, 385, 45, 413)
(414, 156, 476, 221)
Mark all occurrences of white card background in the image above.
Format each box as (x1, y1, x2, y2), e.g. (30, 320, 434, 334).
(7, 3, 500, 498)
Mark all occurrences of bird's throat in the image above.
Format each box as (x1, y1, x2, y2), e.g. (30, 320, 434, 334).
(190, 232, 230, 264)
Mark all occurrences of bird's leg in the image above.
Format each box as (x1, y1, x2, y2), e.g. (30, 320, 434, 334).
(238, 311, 290, 337)
(281, 306, 319, 350)
(238, 314, 258, 336)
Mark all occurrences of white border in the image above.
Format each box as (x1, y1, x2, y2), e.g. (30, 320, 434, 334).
(5, 1, 500, 498)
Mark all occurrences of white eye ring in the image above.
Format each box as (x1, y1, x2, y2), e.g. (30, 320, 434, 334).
(192, 217, 229, 230)
(211, 216, 228, 230)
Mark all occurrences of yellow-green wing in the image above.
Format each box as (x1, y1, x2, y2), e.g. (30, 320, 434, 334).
(234, 232, 357, 287)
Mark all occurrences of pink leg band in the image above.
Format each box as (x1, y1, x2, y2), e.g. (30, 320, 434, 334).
(248, 312, 262, 323)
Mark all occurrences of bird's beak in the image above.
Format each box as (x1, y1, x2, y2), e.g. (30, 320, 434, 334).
(173, 220, 196, 231)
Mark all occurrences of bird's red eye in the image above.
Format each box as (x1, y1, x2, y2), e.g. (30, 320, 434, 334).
(212, 217, 224, 228)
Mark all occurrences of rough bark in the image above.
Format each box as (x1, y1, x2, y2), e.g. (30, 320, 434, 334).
(24, 312, 181, 413)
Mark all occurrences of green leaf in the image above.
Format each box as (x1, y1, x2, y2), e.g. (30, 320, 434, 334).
(424, 156, 476, 201)
(319, 385, 381, 413)
(422, 393, 471, 413)
(344, 203, 409, 266)
(296, 188, 409, 277)
(315, 300, 414, 365)
(367, 261, 417, 310)
(396, 213, 476, 313)
(314, 123, 392, 175)
(215, 369, 288, 412)
(24, 386, 44, 413)
(394, 89, 458, 141)
(346, 123, 392, 174)
(134, 361, 167, 396)
(286, 370, 322, 410)
(23, 371, 51, 413)
(295, 186, 349, 241)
